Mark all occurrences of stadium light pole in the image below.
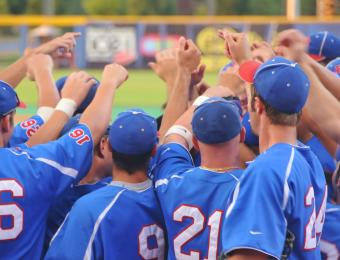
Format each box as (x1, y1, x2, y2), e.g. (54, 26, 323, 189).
(286, 0, 301, 20)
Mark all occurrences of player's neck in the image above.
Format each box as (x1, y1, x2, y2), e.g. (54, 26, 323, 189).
(112, 167, 149, 184)
(79, 157, 110, 185)
(200, 142, 241, 170)
(259, 122, 297, 153)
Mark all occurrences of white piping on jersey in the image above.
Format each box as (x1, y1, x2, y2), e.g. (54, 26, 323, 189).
(84, 189, 125, 260)
(49, 212, 70, 246)
(282, 147, 295, 210)
(223, 246, 279, 260)
(319, 31, 328, 56)
(8, 148, 32, 159)
(35, 157, 78, 178)
(225, 180, 240, 218)
(155, 175, 183, 188)
(326, 207, 340, 213)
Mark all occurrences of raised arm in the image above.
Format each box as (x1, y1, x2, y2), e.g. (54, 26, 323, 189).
(158, 37, 201, 139)
(26, 71, 97, 147)
(0, 32, 79, 88)
(79, 63, 128, 145)
(26, 54, 60, 110)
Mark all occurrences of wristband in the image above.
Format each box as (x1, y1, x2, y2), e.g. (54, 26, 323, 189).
(165, 125, 193, 150)
(55, 98, 77, 119)
(193, 95, 209, 107)
(36, 106, 54, 123)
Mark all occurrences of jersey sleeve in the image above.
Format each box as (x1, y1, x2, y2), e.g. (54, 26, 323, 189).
(221, 161, 286, 259)
(8, 115, 44, 147)
(17, 124, 94, 199)
(150, 142, 194, 182)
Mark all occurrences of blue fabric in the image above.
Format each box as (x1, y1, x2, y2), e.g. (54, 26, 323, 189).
(326, 57, 340, 78)
(320, 203, 340, 259)
(192, 97, 242, 144)
(0, 124, 93, 259)
(109, 109, 157, 155)
(8, 115, 45, 147)
(45, 184, 166, 259)
(221, 143, 327, 259)
(0, 80, 19, 115)
(309, 31, 340, 60)
(152, 143, 243, 259)
(43, 177, 112, 255)
(242, 112, 259, 147)
(253, 56, 310, 114)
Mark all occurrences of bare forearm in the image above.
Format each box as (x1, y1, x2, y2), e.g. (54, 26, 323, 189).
(0, 56, 28, 88)
(300, 61, 340, 144)
(26, 111, 69, 147)
(79, 83, 116, 145)
(159, 69, 191, 139)
(34, 69, 60, 108)
(306, 55, 340, 100)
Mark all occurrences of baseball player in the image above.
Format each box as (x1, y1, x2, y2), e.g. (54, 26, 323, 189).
(320, 153, 340, 259)
(150, 81, 244, 259)
(219, 55, 327, 259)
(45, 109, 165, 259)
(0, 63, 128, 259)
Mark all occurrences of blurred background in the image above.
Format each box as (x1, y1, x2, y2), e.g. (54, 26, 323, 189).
(0, 0, 339, 119)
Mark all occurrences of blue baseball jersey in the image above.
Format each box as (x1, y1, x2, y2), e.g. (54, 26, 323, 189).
(45, 181, 166, 259)
(221, 143, 327, 259)
(8, 115, 44, 147)
(320, 203, 340, 260)
(43, 177, 112, 255)
(0, 124, 93, 259)
(306, 136, 336, 174)
(152, 143, 243, 259)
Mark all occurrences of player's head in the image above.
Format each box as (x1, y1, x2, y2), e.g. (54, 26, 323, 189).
(191, 97, 244, 152)
(239, 56, 310, 134)
(56, 75, 100, 115)
(326, 57, 340, 78)
(308, 31, 340, 64)
(108, 109, 158, 175)
(0, 81, 20, 147)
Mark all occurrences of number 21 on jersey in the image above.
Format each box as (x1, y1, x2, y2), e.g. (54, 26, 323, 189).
(173, 204, 223, 260)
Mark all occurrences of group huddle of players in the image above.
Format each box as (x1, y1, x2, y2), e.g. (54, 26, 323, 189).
(0, 28, 339, 260)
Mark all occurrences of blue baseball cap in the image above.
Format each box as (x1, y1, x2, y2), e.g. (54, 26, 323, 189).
(109, 109, 157, 155)
(0, 81, 20, 116)
(308, 31, 340, 61)
(56, 76, 100, 114)
(326, 58, 340, 78)
(239, 56, 310, 114)
(192, 97, 242, 144)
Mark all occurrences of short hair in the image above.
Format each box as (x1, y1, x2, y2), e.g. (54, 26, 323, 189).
(250, 86, 301, 126)
(111, 149, 152, 175)
(0, 111, 15, 127)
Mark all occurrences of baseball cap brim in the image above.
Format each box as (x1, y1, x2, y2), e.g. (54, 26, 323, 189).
(238, 60, 261, 83)
(308, 53, 325, 62)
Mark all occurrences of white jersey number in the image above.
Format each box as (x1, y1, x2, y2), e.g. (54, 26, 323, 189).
(320, 240, 340, 260)
(173, 205, 223, 260)
(138, 224, 165, 260)
(0, 179, 24, 240)
(304, 186, 327, 250)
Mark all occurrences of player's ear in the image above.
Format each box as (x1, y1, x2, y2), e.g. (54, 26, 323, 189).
(151, 145, 157, 156)
(1, 115, 11, 133)
(240, 127, 246, 143)
(255, 97, 264, 114)
(192, 136, 200, 151)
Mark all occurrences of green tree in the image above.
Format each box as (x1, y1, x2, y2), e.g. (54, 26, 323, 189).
(6, 0, 28, 14)
(82, 0, 127, 15)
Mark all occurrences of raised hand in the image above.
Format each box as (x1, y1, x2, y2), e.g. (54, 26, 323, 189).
(148, 48, 177, 84)
(276, 29, 308, 50)
(33, 32, 81, 58)
(101, 63, 128, 88)
(218, 30, 252, 65)
(26, 54, 54, 81)
(61, 71, 97, 107)
(176, 37, 201, 73)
